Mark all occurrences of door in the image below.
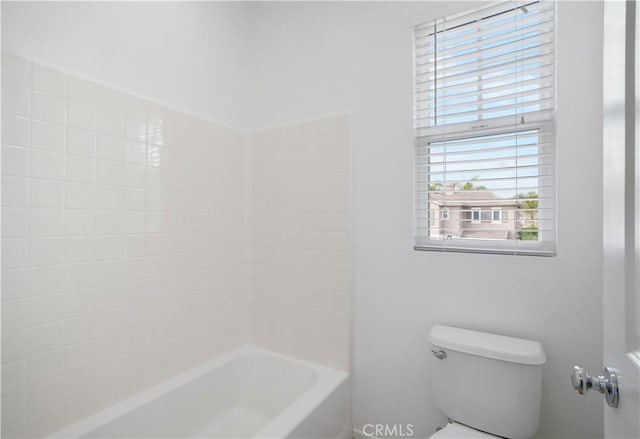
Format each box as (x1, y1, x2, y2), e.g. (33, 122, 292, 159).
(602, 0, 640, 438)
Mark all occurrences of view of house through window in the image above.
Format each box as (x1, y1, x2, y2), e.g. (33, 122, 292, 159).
(426, 130, 542, 241)
(413, 0, 555, 255)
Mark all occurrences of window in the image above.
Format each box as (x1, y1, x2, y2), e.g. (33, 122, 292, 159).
(442, 210, 450, 220)
(413, 0, 556, 255)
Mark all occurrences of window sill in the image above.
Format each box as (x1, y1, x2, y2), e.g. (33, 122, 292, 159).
(413, 243, 556, 257)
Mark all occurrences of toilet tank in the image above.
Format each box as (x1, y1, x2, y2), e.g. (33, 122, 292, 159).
(428, 325, 546, 439)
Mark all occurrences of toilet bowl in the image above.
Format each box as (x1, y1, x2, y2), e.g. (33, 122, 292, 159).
(427, 325, 546, 439)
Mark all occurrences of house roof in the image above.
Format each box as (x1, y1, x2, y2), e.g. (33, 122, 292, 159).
(430, 190, 519, 208)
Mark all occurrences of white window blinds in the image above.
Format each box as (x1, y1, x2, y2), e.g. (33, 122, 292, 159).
(413, 0, 556, 256)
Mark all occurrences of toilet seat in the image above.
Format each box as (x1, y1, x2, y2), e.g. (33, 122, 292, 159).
(430, 422, 499, 438)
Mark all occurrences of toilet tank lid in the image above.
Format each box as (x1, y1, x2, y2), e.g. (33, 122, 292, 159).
(429, 325, 546, 365)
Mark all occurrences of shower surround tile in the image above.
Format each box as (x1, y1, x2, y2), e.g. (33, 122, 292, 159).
(249, 116, 352, 372)
(1, 53, 247, 437)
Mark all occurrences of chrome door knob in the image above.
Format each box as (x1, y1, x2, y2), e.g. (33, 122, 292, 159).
(570, 366, 620, 408)
(571, 366, 589, 394)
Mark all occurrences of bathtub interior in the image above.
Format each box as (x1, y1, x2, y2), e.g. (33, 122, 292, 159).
(82, 352, 319, 438)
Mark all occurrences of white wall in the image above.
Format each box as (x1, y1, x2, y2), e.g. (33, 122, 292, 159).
(1, 1, 252, 131)
(1, 54, 247, 438)
(251, 2, 604, 438)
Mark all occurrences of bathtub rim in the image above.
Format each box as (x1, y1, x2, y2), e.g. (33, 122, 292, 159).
(50, 345, 348, 439)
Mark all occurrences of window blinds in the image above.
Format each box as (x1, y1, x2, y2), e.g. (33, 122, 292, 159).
(413, 0, 556, 256)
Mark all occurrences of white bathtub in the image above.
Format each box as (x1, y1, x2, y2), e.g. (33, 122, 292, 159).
(53, 347, 351, 439)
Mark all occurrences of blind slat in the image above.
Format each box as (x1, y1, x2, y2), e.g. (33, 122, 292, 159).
(415, 97, 554, 124)
(415, 67, 555, 94)
(416, 21, 555, 62)
(421, 151, 552, 165)
(414, 7, 554, 49)
(415, 85, 554, 116)
(416, 54, 555, 93)
(415, 74, 555, 105)
(417, 26, 555, 70)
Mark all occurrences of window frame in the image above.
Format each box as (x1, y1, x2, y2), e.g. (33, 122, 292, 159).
(414, 121, 556, 256)
(471, 208, 482, 224)
(412, 0, 557, 256)
(491, 207, 502, 223)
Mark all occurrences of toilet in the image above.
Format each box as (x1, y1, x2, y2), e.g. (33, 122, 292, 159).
(428, 325, 546, 439)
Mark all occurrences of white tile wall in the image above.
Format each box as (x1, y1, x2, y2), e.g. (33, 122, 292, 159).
(2, 53, 352, 437)
(1, 53, 248, 437)
(249, 116, 352, 371)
